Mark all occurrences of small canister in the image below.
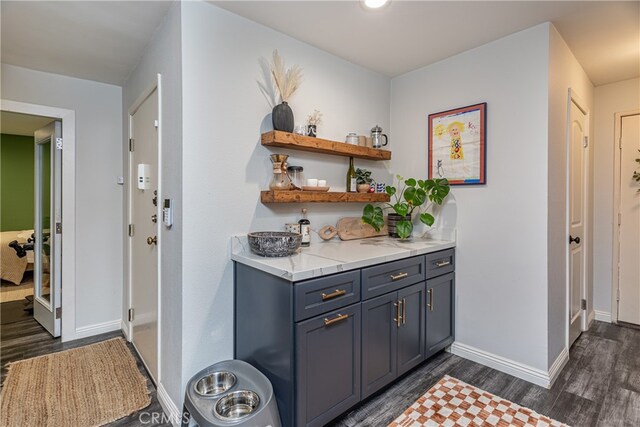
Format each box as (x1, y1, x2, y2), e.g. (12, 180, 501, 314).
(285, 223, 301, 234)
(287, 166, 304, 189)
(346, 133, 358, 145)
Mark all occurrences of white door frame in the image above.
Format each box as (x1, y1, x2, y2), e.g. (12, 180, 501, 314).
(125, 74, 162, 383)
(1, 99, 76, 342)
(611, 109, 640, 323)
(565, 88, 590, 349)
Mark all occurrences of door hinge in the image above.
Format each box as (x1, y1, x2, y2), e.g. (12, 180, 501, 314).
(55, 307, 62, 319)
(129, 138, 135, 152)
(154, 119, 159, 128)
(128, 224, 134, 237)
(581, 299, 587, 310)
(55, 137, 63, 150)
(55, 222, 62, 234)
(583, 136, 589, 148)
(618, 212, 622, 226)
(619, 136, 622, 150)
(128, 308, 134, 322)
(617, 289, 621, 301)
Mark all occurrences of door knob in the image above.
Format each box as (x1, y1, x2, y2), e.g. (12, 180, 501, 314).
(569, 235, 581, 244)
(147, 236, 157, 245)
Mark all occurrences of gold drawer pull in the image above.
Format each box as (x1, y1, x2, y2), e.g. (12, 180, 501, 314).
(390, 272, 408, 281)
(321, 289, 347, 301)
(394, 301, 402, 327)
(324, 313, 349, 326)
(435, 260, 450, 267)
(427, 288, 434, 311)
(402, 298, 406, 325)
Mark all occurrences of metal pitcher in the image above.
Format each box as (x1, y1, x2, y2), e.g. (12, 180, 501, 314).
(371, 125, 388, 148)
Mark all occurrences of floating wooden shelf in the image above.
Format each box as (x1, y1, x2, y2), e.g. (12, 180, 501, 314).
(262, 131, 391, 161)
(261, 191, 390, 204)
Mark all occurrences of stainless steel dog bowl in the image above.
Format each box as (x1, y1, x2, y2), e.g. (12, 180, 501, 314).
(194, 371, 236, 397)
(214, 390, 260, 420)
(248, 231, 302, 257)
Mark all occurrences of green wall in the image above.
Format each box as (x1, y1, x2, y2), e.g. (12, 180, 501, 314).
(1, 134, 34, 231)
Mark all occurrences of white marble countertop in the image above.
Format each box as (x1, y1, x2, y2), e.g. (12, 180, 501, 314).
(231, 235, 456, 282)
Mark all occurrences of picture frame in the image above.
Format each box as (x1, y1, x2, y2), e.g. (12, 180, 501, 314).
(428, 102, 487, 185)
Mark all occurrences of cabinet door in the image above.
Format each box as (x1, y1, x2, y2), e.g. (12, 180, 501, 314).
(397, 282, 426, 376)
(296, 304, 361, 427)
(361, 292, 398, 399)
(426, 273, 455, 358)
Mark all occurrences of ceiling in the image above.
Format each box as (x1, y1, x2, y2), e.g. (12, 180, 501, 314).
(1, 1, 638, 87)
(1, 1, 172, 86)
(215, 1, 640, 86)
(1, 111, 55, 136)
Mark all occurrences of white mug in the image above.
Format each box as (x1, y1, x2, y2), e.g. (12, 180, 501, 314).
(306, 178, 318, 187)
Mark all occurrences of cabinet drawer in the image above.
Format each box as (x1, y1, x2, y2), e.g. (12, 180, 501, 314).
(294, 271, 360, 322)
(425, 249, 455, 279)
(361, 257, 425, 300)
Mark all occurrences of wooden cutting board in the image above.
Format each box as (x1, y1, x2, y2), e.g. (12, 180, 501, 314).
(336, 217, 388, 241)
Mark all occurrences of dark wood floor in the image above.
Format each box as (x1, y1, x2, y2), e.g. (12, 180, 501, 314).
(1, 318, 638, 426)
(0, 316, 171, 427)
(330, 321, 640, 427)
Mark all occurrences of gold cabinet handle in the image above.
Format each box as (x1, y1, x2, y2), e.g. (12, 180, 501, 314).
(435, 260, 450, 267)
(324, 313, 349, 326)
(427, 288, 434, 311)
(390, 272, 408, 281)
(321, 289, 346, 301)
(147, 236, 157, 245)
(402, 298, 406, 325)
(393, 301, 401, 327)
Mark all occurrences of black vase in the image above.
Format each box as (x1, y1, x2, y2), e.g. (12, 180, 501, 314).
(272, 102, 294, 133)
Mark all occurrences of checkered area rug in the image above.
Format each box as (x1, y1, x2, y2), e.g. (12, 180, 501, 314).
(389, 375, 569, 427)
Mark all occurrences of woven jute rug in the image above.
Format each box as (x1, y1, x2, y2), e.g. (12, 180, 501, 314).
(389, 375, 569, 427)
(0, 337, 151, 427)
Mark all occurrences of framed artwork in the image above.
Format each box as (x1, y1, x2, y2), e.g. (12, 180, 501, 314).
(428, 102, 486, 185)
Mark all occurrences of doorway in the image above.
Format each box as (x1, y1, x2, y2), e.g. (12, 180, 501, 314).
(127, 78, 161, 383)
(612, 110, 640, 325)
(0, 111, 62, 337)
(567, 90, 589, 347)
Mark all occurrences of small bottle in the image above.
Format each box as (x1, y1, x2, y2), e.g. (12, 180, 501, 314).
(346, 157, 357, 192)
(298, 208, 311, 247)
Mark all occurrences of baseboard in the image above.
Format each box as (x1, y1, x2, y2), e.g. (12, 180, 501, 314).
(121, 319, 131, 341)
(73, 320, 121, 340)
(588, 310, 596, 327)
(594, 310, 612, 323)
(449, 342, 556, 388)
(547, 347, 569, 388)
(157, 382, 182, 427)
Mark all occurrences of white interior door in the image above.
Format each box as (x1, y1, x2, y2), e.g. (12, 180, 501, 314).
(129, 88, 159, 381)
(569, 100, 587, 346)
(34, 121, 62, 337)
(617, 114, 640, 325)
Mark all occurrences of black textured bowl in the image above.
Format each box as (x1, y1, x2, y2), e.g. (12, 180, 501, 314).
(248, 232, 302, 257)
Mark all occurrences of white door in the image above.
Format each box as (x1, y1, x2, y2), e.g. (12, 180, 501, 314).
(129, 88, 159, 381)
(569, 100, 588, 346)
(617, 113, 640, 325)
(34, 121, 62, 337)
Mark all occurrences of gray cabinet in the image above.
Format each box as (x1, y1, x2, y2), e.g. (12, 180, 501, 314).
(234, 248, 454, 427)
(296, 304, 361, 427)
(362, 282, 425, 399)
(426, 272, 455, 357)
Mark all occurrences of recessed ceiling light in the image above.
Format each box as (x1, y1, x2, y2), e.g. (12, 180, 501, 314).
(362, 0, 390, 10)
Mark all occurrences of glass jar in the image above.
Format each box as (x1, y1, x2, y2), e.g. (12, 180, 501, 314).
(287, 166, 304, 190)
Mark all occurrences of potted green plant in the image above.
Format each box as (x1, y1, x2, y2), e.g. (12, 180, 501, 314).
(362, 175, 450, 239)
(355, 168, 373, 193)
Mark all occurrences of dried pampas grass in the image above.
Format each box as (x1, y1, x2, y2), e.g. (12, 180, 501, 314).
(270, 50, 303, 103)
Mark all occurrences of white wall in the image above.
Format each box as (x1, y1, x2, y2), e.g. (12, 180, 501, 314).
(391, 24, 551, 371)
(179, 0, 391, 396)
(122, 2, 183, 407)
(1, 64, 123, 332)
(593, 78, 640, 317)
(547, 26, 594, 366)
